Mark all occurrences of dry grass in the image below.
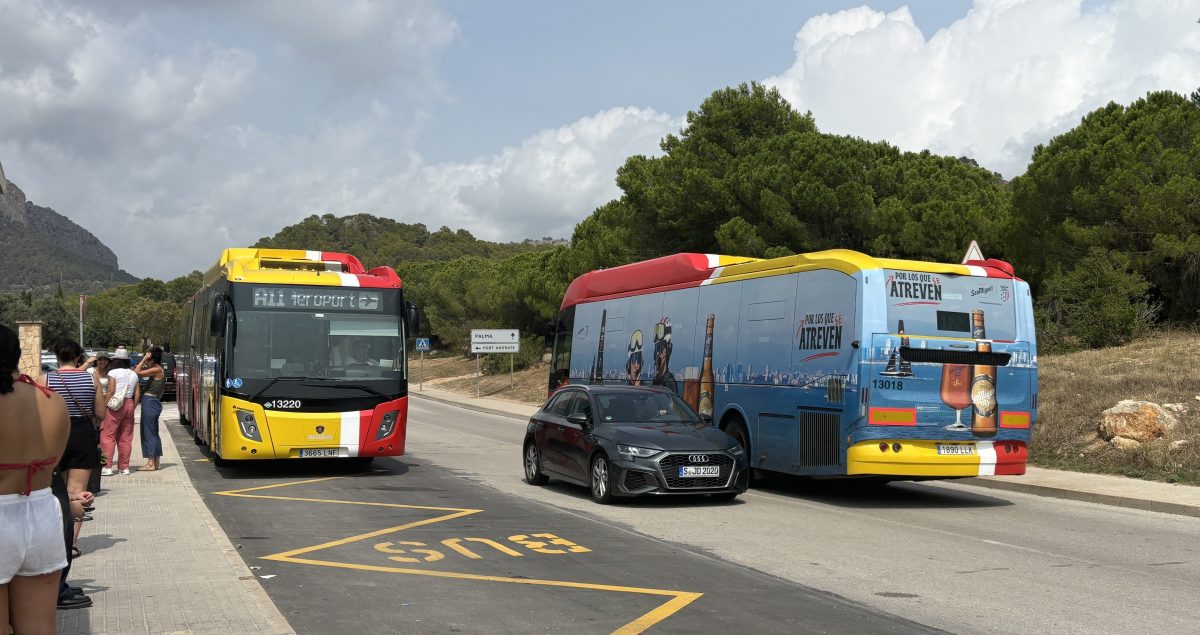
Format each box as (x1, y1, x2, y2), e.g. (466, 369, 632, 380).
(410, 352, 549, 406)
(1034, 330, 1200, 484)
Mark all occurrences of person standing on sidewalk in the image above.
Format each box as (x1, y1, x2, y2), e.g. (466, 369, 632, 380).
(41, 340, 103, 559)
(99, 349, 138, 476)
(0, 324, 72, 632)
(133, 347, 166, 471)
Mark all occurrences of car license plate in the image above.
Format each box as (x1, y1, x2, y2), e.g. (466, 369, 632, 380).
(298, 448, 341, 458)
(679, 465, 720, 477)
(936, 444, 975, 456)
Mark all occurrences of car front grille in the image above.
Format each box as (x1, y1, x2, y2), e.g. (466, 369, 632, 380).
(657, 453, 734, 489)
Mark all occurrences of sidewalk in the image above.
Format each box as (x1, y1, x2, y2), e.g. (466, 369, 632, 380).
(412, 386, 1200, 519)
(57, 404, 294, 635)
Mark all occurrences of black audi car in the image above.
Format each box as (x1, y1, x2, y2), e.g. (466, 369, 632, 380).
(523, 385, 749, 503)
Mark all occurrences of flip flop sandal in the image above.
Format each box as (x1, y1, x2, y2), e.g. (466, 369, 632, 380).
(71, 547, 82, 559)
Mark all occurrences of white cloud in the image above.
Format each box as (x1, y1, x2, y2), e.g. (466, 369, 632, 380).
(765, 0, 1200, 177)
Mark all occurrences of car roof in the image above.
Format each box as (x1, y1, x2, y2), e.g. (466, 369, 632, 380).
(559, 385, 673, 396)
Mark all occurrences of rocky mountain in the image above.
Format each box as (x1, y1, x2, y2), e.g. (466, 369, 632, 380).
(0, 172, 137, 293)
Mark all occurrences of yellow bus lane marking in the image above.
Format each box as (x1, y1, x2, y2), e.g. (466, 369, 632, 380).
(214, 477, 703, 633)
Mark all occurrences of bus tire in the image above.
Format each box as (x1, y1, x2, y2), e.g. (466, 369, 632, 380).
(524, 441, 548, 485)
(725, 419, 757, 486)
(589, 453, 615, 504)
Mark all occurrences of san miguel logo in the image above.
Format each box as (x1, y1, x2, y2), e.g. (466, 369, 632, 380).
(797, 312, 843, 363)
(970, 284, 995, 298)
(888, 271, 942, 303)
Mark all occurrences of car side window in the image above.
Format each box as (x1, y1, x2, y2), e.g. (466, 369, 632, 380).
(566, 393, 592, 419)
(544, 391, 573, 416)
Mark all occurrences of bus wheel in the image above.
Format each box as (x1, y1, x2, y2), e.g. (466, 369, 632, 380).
(524, 442, 548, 485)
(589, 453, 614, 504)
(726, 419, 757, 485)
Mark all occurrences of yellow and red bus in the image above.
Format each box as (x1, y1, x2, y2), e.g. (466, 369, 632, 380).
(548, 250, 1036, 480)
(177, 248, 419, 464)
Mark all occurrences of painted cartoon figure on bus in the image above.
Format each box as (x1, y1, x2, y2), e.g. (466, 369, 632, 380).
(651, 318, 677, 393)
(626, 329, 644, 385)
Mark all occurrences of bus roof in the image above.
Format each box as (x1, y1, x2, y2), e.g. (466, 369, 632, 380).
(560, 249, 1017, 309)
(203, 248, 401, 289)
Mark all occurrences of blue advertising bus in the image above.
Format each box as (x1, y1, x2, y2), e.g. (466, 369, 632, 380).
(547, 250, 1036, 479)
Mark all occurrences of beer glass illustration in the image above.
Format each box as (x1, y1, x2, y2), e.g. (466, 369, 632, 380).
(940, 363, 971, 429)
(682, 367, 700, 409)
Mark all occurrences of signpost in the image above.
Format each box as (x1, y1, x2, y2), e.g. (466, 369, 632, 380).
(415, 338, 430, 391)
(962, 240, 985, 264)
(470, 329, 521, 396)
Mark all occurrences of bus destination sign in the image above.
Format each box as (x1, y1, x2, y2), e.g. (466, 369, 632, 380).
(251, 286, 383, 312)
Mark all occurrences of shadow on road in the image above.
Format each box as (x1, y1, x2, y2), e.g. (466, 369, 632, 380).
(539, 480, 748, 508)
(751, 475, 1014, 509)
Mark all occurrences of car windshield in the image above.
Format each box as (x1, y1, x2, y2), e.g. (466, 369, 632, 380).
(595, 391, 700, 424)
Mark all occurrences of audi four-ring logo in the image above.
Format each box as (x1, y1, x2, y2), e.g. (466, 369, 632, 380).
(688, 454, 710, 463)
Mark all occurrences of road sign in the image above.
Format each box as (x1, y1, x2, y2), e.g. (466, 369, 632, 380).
(415, 338, 430, 352)
(471, 329, 519, 344)
(962, 240, 985, 263)
(471, 329, 520, 354)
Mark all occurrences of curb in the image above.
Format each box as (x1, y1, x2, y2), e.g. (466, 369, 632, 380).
(411, 391, 1200, 519)
(958, 477, 1200, 519)
(410, 390, 533, 421)
(169, 413, 298, 635)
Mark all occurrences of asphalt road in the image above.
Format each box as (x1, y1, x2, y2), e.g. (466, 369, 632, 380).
(404, 395, 1200, 635)
(168, 421, 937, 634)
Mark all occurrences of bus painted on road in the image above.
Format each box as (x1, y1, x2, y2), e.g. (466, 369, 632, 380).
(547, 250, 1036, 479)
(177, 248, 419, 463)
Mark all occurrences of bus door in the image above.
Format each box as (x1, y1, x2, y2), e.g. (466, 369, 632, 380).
(868, 270, 1021, 438)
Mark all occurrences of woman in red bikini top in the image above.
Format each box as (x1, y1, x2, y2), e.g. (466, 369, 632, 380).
(0, 327, 69, 496)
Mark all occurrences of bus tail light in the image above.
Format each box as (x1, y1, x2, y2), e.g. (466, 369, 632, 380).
(879, 442, 889, 452)
(376, 411, 399, 440)
(892, 443, 902, 453)
(236, 410, 261, 442)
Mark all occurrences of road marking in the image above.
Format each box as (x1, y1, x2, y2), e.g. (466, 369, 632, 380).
(194, 458, 210, 462)
(215, 477, 702, 633)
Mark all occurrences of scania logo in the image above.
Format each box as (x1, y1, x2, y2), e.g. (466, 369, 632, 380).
(688, 454, 710, 463)
(316, 425, 325, 434)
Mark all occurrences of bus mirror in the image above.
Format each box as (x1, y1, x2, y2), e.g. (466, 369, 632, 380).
(544, 321, 556, 349)
(209, 296, 227, 337)
(404, 302, 420, 338)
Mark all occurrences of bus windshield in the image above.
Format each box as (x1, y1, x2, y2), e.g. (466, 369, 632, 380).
(884, 269, 1018, 341)
(231, 310, 405, 381)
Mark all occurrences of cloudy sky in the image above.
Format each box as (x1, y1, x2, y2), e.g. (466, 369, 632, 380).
(1, 0, 1197, 278)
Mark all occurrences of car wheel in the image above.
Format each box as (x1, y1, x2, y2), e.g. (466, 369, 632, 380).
(524, 442, 549, 485)
(711, 492, 739, 502)
(589, 453, 614, 504)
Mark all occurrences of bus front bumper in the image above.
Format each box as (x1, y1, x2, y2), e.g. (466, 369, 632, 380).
(847, 439, 1027, 478)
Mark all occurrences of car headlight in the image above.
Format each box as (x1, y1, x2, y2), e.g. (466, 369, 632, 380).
(617, 444, 662, 460)
(376, 411, 399, 440)
(727, 444, 744, 456)
(236, 410, 261, 442)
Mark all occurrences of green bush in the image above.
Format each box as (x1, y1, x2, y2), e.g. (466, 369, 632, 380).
(1036, 248, 1158, 351)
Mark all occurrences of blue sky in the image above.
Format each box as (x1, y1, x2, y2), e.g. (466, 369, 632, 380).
(0, 0, 1195, 278)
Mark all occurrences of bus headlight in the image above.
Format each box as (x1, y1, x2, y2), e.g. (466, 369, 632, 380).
(236, 410, 261, 442)
(376, 411, 399, 440)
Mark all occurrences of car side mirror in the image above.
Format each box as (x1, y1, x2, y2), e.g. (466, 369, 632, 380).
(566, 412, 590, 428)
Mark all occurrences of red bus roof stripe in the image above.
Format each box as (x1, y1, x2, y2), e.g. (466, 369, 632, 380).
(561, 254, 724, 309)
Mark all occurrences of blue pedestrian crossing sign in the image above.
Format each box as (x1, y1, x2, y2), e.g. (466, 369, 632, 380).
(415, 338, 431, 352)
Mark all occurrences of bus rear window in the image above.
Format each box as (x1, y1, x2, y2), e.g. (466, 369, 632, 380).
(936, 311, 971, 333)
(885, 269, 1018, 341)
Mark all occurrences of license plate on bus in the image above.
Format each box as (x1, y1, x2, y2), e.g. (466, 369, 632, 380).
(298, 448, 341, 458)
(679, 465, 720, 477)
(936, 444, 975, 456)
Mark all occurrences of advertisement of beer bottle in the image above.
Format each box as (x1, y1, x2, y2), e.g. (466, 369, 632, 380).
(590, 309, 607, 385)
(970, 309, 998, 437)
(697, 314, 716, 418)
